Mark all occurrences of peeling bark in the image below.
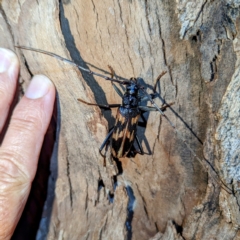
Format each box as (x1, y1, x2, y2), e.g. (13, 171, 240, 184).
(1, 0, 240, 239)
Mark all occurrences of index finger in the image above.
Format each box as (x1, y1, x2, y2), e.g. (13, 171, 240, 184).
(0, 74, 55, 239)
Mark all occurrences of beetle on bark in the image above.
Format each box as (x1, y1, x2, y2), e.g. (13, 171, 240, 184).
(15, 46, 232, 194)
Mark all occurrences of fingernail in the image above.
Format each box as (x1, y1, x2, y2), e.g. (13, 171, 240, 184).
(0, 48, 17, 75)
(25, 75, 53, 99)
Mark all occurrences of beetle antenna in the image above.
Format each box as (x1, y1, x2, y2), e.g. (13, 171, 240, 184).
(15, 46, 130, 85)
(140, 87, 232, 194)
(15, 45, 232, 194)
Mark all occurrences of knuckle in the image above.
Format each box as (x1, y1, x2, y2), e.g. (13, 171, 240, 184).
(11, 113, 44, 133)
(0, 150, 30, 191)
(0, 151, 30, 237)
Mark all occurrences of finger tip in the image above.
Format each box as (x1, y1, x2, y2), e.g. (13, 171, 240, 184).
(0, 47, 18, 57)
(0, 48, 19, 79)
(0, 47, 19, 66)
(25, 75, 55, 99)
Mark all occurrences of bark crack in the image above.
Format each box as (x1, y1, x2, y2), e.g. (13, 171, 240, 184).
(0, 6, 15, 43)
(65, 145, 73, 208)
(117, 0, 130, 51)
(136, 183, 150, 220)
(152, 115, 162, 155)
(85, 181, 89, 211)
(209, 55, 218, 82)
(191, 205, 205, 239)
(144, 0, 152, 35)
(73, 5, 80, 22)
(192, 0, 207, 30)
(180, 0, 207, 39)
(137, 38, 145, 71)
(91, 0, 98, 29)
(17, 0, 22, 8)
(23, 56, 34, 77)
(157, 16, 174, 86)
(117, 0, 123, 24)
(127, 53, 135, 77)
(140, 18, 152, 73)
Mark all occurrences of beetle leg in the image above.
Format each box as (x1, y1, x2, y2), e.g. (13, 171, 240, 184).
(139, 71, 167, 101)
(153, 71, 167, 92)
(112, 83, 124, 98)
(78, 98, 121, 109)
(139, 102, 174, 112)
(108, 65, 115, 79)
(139, 93, 158, 102)
(137, 112, 147, 128)
(99, 127, 114, 157)
(139, 106, 162, 112)
(134, 135, 144, 155)
(127, 135, 145, 157)
(107, 65, 124, 98)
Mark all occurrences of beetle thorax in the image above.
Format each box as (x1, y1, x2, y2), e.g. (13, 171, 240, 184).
(122, 82, 139, 108)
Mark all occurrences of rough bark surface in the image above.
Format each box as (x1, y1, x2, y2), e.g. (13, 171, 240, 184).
(0, 0, 240, 239)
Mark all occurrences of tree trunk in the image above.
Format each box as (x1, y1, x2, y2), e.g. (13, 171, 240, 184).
(1, 0, 240, 239)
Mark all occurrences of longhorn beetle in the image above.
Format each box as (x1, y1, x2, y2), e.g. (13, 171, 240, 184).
(15, 46, 232, 194)
(78, 69, 172, 158)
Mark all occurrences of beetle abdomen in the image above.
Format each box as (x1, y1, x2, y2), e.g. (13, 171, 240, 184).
(111, 108, 140, 158)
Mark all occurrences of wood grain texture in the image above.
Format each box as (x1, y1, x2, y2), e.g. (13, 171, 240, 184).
(1, 0, 240, 239)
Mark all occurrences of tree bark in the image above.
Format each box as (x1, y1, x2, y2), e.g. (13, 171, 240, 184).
(1, 0, 240, 239)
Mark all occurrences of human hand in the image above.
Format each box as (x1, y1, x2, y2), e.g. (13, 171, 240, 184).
(0, 48, 55, 239)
